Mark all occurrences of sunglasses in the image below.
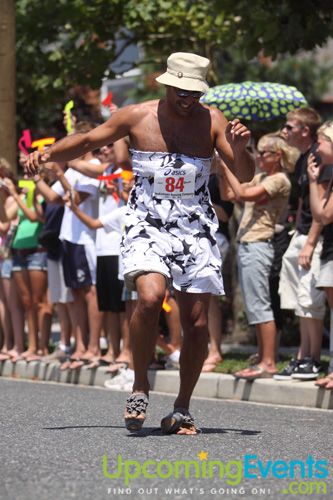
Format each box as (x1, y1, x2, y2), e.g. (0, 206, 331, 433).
(175, 88, 204, 99)
(257, 150, 277, 156)
(282, 123, 303, 132)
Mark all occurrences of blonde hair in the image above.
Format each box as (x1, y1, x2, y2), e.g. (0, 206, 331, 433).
(286, 107, 321, 140)
(257, 133, 299, 173)
(318, 121, 333, 142)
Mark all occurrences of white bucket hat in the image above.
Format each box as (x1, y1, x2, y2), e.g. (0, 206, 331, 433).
(156, 52, 210, 93)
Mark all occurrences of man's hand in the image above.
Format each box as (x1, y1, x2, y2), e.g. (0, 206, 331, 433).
(25, 150, 51, 177)
(298, 242, 315, 269)
(225, 119, 251, 152)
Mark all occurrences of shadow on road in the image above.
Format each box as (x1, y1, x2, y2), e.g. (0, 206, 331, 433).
(43, 425, 261, 437)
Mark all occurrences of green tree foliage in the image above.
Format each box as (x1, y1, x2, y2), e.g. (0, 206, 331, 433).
(16, 0, 333, 131)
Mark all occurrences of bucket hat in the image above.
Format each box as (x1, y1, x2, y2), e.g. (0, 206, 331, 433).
(156, 52, 210, 93)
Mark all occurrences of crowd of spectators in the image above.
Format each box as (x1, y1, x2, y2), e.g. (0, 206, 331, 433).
(0, 104, 332, 391)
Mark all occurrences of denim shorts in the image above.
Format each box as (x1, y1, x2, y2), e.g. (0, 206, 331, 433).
(12, 249, 48, 272)
(0, 258, 13, 279)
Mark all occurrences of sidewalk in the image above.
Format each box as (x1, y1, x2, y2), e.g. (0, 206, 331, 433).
(1, 358, 332, 410)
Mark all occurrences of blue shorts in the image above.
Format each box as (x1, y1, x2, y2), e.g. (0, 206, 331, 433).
(12, 248, 48, 272)
(62, 240, 96, 289)
(0, 258, 13, 279)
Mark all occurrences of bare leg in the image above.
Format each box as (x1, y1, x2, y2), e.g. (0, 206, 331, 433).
(255, 321, 277, 372)
(165, 291, 182, 352)
(29, 270, 50, 355)
(0, 276, 13, 354)
(203, 295, 223, 371)
(56, 302, 73, 348)
(130, 273, 166, 395)
(3, 276, 24, 357)
(298, 317, 323, 361)
(70, 288, 89, 357)
(84, 285, 103, 359)
(173, 291, 210, 411)
(13, 270, 39, 358)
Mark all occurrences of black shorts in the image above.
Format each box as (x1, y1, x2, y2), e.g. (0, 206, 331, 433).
(96, 255, 125, 312)
(62, 240, 94, 290)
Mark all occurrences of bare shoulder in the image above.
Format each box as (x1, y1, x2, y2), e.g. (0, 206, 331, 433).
(114, 100, 159, 124)
(207, 105, 229, 128)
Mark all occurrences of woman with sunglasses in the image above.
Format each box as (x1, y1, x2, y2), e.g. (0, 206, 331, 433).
(221, 133, 295, 379)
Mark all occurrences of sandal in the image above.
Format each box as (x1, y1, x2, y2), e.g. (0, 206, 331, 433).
(106, 361, 129, 374)
(69, 358, 90, 370)
(124, 393, 149, 432)
(201, 357, 222, 373)
(161, 408, 201, 435)
(0, 351, 12, 361)
(234, 364, 276, 381)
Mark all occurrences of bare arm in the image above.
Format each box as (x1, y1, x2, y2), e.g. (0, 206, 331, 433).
(67, 159, 107, 178)
(308, 153, 333, 224)
(25, 106, 136, 175)
(33, 176, 63, 204)
(213, 109, 255, 182)
(66, 194, 102, 230)
(113, 138, 131, 170)
(0, 190, 18, 223)
(3, 179, 41, 222)
(220, 162, 266, 202)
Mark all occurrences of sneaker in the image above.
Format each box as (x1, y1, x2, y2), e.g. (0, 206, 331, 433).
(104, 368, 134, 391)
(273, 359, 300, 381)
(291, 358, 322, 380)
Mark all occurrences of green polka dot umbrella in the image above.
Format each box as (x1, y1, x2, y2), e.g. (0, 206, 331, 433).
(200, 81, 307, 121)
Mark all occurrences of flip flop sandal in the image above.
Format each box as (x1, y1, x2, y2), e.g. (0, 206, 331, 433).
(60, 359, 71, 371)
(234, 365, 276, 381)
(106, 361, 129, 373)
(26, 354, 42, 362)
(124, 393, 149, 432)
(69, 358, 90, 370)
(0, 352, 12, 361)
(161, 408, 201, 435)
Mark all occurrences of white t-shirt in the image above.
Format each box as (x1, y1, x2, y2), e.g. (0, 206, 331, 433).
(99, 204, 127, 234)
(99, 205, 127, 278)
(52, 160, 100, 245)
(95, 194, 122, 256)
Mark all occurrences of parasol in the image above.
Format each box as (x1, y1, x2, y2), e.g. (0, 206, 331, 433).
(201, 81, 307, 121)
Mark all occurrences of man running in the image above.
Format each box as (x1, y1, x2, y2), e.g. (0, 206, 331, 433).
(26, 52, 254, 434)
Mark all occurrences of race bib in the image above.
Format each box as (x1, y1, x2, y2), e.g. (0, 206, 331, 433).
(154, 165, 196, 199)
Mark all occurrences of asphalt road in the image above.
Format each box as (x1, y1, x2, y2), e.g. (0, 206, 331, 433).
(0, 378, 332, 500)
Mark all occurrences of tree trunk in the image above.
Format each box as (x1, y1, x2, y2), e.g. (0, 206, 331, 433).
(0, 0, 16, 172)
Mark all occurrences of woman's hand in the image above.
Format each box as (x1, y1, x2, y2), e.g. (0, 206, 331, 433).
(307, 153, 320, 182)
(3, 178, 17, 197)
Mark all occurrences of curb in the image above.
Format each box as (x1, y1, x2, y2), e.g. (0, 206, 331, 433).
(0, 359, 332, 410)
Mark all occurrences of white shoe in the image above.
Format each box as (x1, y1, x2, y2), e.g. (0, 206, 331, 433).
(104, 368, 134, 391)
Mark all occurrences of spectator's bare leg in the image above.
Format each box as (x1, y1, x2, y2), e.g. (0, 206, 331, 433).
(56, 302, 73, 348)
(0, 277, 13, 357)
(29, 270, 50, 355)
(84, 285, 103, 359)
(203, 295, 223, 371)
(70, 288, 89, 361)
(255, 321, 277, 372)
(298, 317, 323, 362)
(13, 269, 40, 360)
(4, 276, 24, 358)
